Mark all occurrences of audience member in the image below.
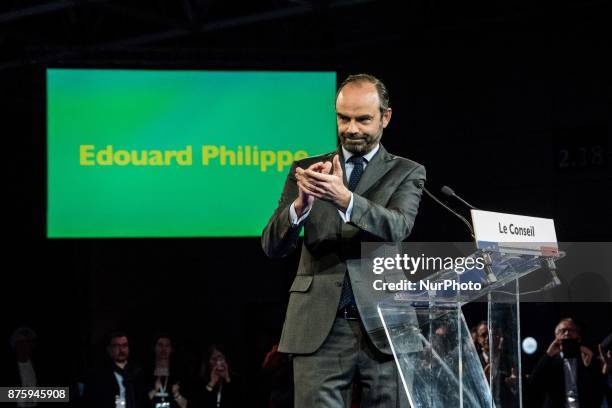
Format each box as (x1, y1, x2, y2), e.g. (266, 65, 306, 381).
(2, 326, 42, 407)
(196, 345, 236, 408)
(476, 321, 494, 373)
(262, 344, 293, 408)
(146, 334, 188, 408)
(431, 321, 452, 359)
(529, 318, 603, 408)
(599, 332, 612, 407)
(84, 331, 148, 408)
(476, 321, 518, 406)
(470, 325, 480, 353)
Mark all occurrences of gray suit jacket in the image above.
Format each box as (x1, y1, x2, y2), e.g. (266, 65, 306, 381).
(262, 145, 425, 354)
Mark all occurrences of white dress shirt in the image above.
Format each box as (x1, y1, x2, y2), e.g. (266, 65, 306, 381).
(16, 360, 37, 407)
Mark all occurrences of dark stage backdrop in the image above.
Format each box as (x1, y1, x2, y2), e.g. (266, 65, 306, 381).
(1, 6, 609, 405)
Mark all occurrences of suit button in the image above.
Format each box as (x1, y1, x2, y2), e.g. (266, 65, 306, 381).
(335, 281, 342, 287)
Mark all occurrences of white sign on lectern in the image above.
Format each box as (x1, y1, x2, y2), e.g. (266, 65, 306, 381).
(471, 209, 558, 256)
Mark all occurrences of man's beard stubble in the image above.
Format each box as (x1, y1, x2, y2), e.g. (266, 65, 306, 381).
(339, 130, 382, 155)
(339, 121, 383, 155)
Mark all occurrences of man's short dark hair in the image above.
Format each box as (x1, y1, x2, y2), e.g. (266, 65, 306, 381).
(107, 331, 129, 346)
(336, 73, 390, 114)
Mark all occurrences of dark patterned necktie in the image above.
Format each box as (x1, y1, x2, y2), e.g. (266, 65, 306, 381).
(347, 155, 365, 192)
(338, 155, 366, 310)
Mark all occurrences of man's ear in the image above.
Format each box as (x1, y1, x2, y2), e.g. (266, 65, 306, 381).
(382, 108, 392, 128)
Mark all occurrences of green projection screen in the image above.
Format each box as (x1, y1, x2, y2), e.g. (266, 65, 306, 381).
(47, 69, 337, 238)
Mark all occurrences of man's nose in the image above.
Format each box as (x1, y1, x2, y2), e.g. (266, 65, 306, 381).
(346, 120, 359, 134)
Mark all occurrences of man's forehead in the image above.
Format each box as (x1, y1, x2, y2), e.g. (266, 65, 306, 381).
(111, 336, 128, 344)
(336, 82, 380, 110)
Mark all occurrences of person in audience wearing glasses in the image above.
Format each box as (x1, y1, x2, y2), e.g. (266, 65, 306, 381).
(84, 331, 148, 408)
(529, 318, 604, 408)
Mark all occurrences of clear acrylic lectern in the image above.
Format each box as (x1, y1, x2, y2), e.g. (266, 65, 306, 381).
(377, 245, 565, 408)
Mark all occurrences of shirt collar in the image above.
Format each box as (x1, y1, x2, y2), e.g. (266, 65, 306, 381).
(341, 144, 380, 164)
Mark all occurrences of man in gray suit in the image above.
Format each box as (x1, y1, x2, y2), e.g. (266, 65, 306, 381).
(262, 74, 425, 407)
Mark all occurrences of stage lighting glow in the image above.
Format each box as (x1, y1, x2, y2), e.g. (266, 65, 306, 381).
(522, 337, 537, 354)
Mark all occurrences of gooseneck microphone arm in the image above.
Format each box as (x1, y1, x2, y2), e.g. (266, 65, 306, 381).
(416, 180, 500, 283)
(415, 180, 475, 239)
(420, 182, 500, 283)
(441, 185, 479, 210)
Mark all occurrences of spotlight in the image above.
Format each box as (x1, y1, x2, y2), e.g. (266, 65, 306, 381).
(522, 337, 538, 354)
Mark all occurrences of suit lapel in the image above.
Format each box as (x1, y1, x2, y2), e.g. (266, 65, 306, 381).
(340, 150, 349, 188)
(354, 145, 394, 195)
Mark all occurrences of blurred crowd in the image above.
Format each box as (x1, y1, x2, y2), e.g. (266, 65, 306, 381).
(2, 318, 611, 408)
(1, 328, 293, 408)
(471, 318, 612, 408)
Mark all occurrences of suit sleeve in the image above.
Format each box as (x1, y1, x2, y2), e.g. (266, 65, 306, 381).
(261, 162, 303, 258)
(527, 353, 554, 407)
(349, 164, 425, 241)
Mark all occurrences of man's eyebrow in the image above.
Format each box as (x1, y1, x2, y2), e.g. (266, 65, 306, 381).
(336, 113, 374, 120)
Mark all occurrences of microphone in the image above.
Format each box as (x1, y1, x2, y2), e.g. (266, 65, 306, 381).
(441, 185, 479, 210)
(414, 180, 474, 239)
(418, 181, 499, 283)
(416, 180, 500, 284)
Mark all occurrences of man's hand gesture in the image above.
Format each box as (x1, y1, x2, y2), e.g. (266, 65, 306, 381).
(297, 155, 351, 211)
(293, 160, 332, 216)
